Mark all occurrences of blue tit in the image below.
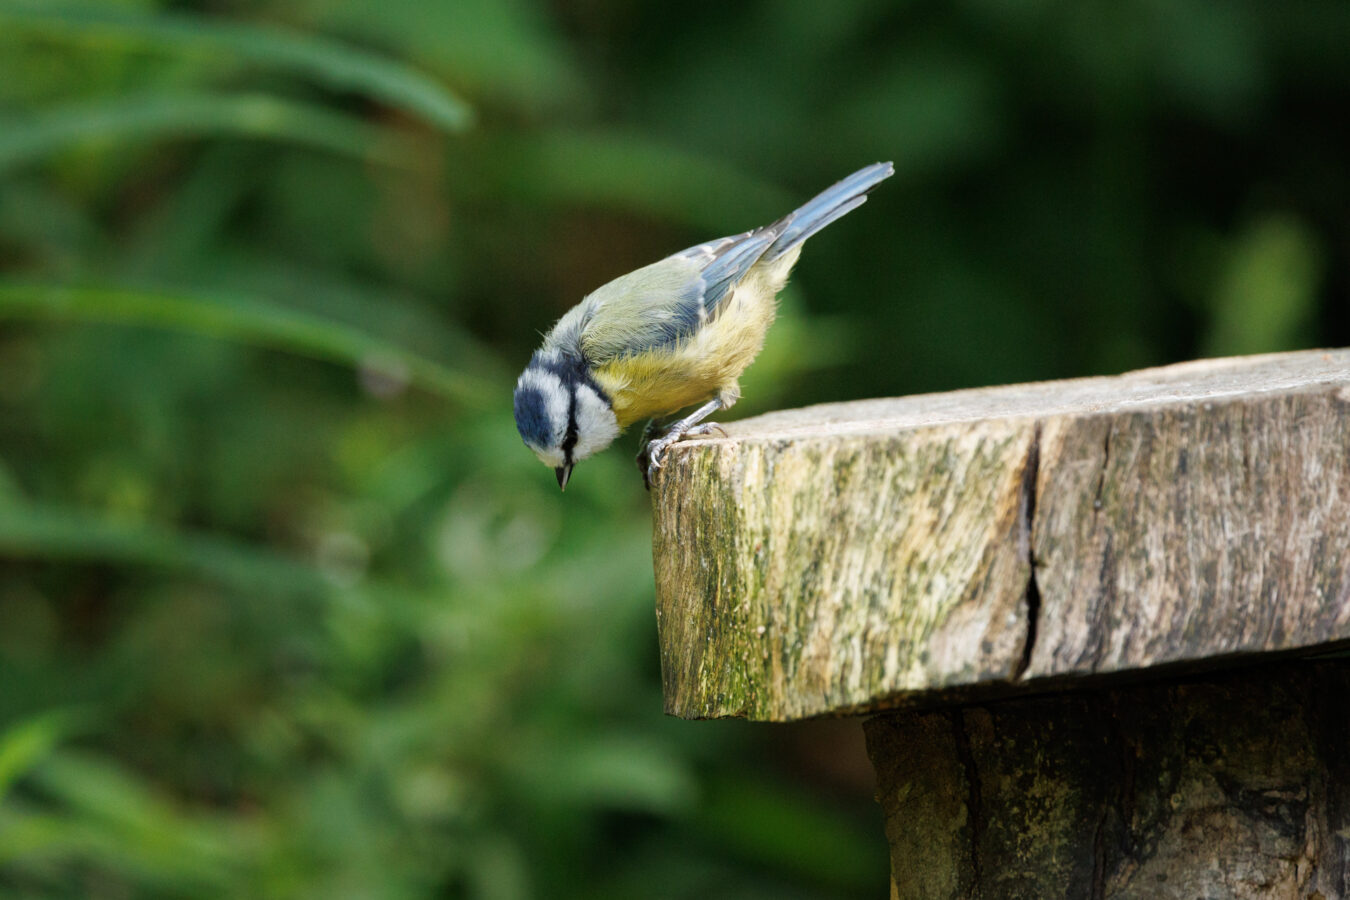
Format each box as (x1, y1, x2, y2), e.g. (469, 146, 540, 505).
(514, 161, 894, 491)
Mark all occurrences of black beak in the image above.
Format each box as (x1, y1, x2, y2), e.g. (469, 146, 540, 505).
(555, 464, 573, 491)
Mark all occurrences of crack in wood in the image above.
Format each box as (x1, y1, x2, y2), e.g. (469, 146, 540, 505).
(1090, 696, 1132, 899)
(1090, 802, 1109, 899)
(1239, 402, 1252, 485)
(1015, 423, 1042, 682)
(950, 710, 986, 898)
(1092, 420, 1113, 517)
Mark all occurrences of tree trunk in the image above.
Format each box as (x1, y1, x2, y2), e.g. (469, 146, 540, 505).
(866, 661, 1350, 899)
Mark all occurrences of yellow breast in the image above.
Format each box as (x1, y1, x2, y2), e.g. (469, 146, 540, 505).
(592, 253, 795, 428)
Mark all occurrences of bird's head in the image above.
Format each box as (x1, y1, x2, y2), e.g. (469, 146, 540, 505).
(513, 349, 619, 490)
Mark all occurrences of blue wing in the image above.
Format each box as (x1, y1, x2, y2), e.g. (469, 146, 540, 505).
(675, 161, 894, 316)
(574, 162, 895, 361)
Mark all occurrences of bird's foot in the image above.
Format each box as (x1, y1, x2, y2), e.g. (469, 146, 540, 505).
(638, 422, 725, 490)
(685, 422, 728, 439)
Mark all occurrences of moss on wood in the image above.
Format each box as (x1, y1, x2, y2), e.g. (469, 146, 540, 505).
(652, 349, 1350, 721)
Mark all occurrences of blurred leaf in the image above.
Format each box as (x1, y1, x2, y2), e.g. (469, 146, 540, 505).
(0, 460, 23, 503)
(1203, 214, 1322, 357)
(451, 130, 792, 231)
(0, 3, 472, 131)
(0, 179, 101, 264)
(465, 835, 531, 900)
(0, 282, 495, 404)
(510, 732, 697, 816)
(0, 502, 334, 597)
(831, 48, 1003, 176)
(0, 711, 80, 803)
(0, 92, 422, 175)
(1, 750, 239, 888)
(690, 777, 883, 891)
(304, 0, 583, 113)
(1148, 0, 1265, 123)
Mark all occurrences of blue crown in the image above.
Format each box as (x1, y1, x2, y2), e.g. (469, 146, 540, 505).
(513, 383, 554, 448)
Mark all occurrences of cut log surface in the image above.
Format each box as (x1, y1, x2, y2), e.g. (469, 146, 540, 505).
(651, 349, 1350, 721)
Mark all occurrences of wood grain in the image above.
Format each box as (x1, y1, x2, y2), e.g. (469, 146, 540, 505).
(652, 349, 1350, 720)
(1030, 383, 1350, 678)
(654, 419, 1034, 720)
(865, 661, 1350, 899)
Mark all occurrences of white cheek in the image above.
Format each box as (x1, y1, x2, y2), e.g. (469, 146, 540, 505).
(572, 385, 619, 460)
(531, 446, 566, 468)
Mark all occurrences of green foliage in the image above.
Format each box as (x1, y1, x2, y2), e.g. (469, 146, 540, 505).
(1, 0, 1347, 897)
(1201, 214, 1323, 357)
(0, 4, 473, 131)
(0, 92, 426, 174)
(0, 282, 497, 403)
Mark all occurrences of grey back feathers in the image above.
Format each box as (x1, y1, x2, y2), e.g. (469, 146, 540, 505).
(531, 161, 895, 367)
(565, 256, 709, 364)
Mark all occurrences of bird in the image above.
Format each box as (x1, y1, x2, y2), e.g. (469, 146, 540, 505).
(513, 161, 894, 491)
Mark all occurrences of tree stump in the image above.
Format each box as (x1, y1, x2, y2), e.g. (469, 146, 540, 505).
(651, 349, 1350, 898)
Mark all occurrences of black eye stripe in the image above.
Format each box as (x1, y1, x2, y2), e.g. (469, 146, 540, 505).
(562, 390, 579, 465)
(521, 350, 609, 467)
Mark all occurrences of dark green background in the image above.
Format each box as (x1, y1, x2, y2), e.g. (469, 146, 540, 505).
(1, 1, 1347, 897)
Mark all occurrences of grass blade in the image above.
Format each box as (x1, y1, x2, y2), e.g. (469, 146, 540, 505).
(0, 3, 472, 131)
(0, 282, 496, 405)
(0, 92, 422, 174)
(0, 503, 336, 597)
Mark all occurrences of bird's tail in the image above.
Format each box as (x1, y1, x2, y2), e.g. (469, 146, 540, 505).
(764, 161, 894, 261)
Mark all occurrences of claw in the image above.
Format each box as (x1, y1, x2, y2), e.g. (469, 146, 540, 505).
(639, 432, 680, 490)
(644, 433, 677, 479)
(636, 399, 725, 491)
(638, 422, 727, 490)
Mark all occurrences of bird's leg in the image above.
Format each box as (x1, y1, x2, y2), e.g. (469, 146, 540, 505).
(641, 398, 724, 489)
(635, 418, 663, 478)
